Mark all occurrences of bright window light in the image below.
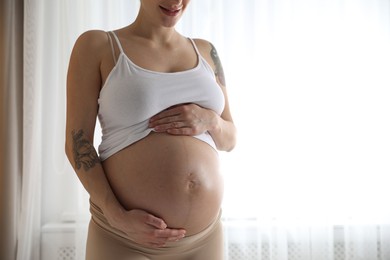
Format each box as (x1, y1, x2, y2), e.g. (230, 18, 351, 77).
(221, 1, 390, 225)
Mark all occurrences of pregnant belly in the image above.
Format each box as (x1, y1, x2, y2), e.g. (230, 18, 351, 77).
(102, 132, 224, 235)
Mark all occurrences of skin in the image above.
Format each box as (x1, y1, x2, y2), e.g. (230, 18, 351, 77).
(65, 0, 236, 248)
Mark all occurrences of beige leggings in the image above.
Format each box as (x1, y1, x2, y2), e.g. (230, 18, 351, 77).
(86, 202, 224, 260)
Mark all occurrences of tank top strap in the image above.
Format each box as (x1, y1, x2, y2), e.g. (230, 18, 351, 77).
(106, 32, 117, 64)
(188, 38, 201, 56)
(110, 31, 125, 54)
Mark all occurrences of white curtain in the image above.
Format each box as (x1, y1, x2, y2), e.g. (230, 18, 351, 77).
(23, 1, 140, 259)
(22, 0, 390, 260)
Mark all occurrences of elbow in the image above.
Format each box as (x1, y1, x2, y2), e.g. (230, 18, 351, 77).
(226, 144, 236, 153)
(210, 118, 237, 152)
(65, 139, 77, 172)
(225, 135, 237, 152)
(226, 125, 237, 152)
(64, 138, 73, 162)
(217, 128, 237, 152)
(217, 140, 236, 152)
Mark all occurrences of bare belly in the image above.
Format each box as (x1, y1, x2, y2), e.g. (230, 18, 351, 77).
(102, 132, 224, 235)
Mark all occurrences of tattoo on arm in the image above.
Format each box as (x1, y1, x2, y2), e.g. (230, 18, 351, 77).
(210, 43, 226, 86)
(71, 129, 100, 171)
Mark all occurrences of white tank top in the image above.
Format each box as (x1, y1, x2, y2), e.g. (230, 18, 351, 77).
(97, 32, 225, 161)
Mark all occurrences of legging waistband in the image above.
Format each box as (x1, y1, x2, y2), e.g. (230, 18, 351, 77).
(89, 201, 222, 252)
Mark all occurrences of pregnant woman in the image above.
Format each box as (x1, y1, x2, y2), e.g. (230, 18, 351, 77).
(65, 0, 236, 259)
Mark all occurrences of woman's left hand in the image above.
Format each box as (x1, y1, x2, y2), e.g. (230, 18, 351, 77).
(149, 103, 216, 136)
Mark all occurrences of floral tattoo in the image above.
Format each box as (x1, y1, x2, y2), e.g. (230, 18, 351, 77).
(71, 129, 100, 171)
(210, 43, 226, 86)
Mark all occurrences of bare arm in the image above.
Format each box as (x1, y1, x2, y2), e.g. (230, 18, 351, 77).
(205, 42, 237, 151)
(65, 30, 120, 215)
(65, 30, 185, 247)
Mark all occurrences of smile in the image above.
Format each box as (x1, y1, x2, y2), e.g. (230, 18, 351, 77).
(159, 5, 183, 16)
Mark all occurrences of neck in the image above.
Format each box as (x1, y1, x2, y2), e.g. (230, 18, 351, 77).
(130, 15, 179, 45)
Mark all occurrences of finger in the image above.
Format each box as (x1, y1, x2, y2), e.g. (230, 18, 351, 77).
(148, 233, 184, 245)
(145, 214, 167, 229)
(154, 228, 186, 239)
(145, 237, 169, 246)
(166, 235, 186, 242)
(166, 127, 193, 136)
(149, 115, 183, 128)
(145, 235, 183, 247)
(153, 121, 186, 132)
(150, 107, 182, 122)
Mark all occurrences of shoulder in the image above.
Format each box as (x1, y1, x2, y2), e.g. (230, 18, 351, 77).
(68, 30, 112, 92)
(74, 30, 109, 48)
(192, 38, 213, 56)
(192, 38, 226, 86)
(192, 38, 223, 64)
(192, 38, 216, 66)
(71, 30, 111, 60)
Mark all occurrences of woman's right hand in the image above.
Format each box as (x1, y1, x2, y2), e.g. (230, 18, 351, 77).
(107, 208, 187, 248)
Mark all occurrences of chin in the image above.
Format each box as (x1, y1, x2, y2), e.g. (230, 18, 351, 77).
(161, 19, 181, 28)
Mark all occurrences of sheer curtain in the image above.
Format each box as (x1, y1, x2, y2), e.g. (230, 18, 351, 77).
(22, 0, 390, 260)
(23, 1, 140, 259)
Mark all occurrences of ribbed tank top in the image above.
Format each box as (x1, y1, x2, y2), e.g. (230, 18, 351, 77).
(97, 32, 225, 161)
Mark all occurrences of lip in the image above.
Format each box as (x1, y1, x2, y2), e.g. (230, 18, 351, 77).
(159, 5, 183, 16)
